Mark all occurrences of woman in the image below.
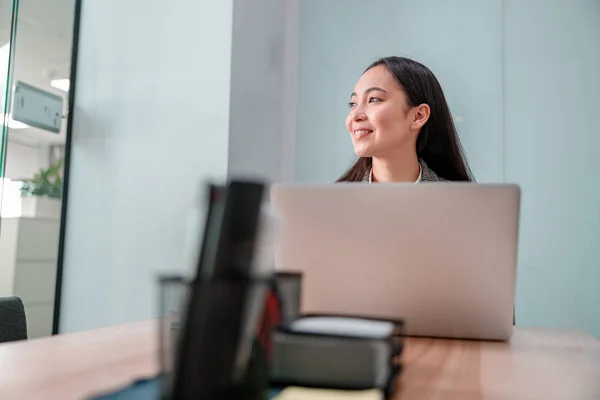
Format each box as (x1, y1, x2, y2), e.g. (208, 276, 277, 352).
(336, 57, 513, 321)
(337, 56, 474, 183)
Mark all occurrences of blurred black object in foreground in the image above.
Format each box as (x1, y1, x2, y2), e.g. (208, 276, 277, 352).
(167, 180, 275, 400)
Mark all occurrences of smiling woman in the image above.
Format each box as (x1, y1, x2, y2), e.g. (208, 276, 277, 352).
(337, 56, 474, 183)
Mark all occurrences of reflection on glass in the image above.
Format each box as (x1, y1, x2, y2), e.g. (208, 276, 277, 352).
(0, 0, 75, 340)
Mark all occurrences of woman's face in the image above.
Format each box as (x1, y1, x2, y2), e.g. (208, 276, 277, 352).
(346, 65, 427, 158)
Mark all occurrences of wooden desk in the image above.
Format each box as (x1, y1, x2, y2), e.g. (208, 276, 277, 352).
(0, 321, 158, 400)
(0, 321, 598, 399)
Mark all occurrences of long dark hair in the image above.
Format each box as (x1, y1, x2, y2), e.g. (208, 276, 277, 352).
(338, 56, 473, 182)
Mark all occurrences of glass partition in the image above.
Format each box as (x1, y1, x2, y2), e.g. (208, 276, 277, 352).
(0, 0, 76, 339)
(1, 0, 18, 186)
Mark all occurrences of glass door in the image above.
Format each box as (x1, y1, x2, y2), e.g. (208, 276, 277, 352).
(0, 0, 76, 340)
(1, 0, 19, 209)
(0, 0, 19, 315)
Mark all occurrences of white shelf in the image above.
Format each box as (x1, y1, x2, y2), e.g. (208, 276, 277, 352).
(0, 216, 60, 338)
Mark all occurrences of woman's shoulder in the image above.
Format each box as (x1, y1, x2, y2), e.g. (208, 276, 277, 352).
(420, 159, 446, 182)
(420, 159, 475, 183)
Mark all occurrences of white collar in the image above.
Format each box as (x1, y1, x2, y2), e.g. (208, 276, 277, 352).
(368, 163, 422, 184)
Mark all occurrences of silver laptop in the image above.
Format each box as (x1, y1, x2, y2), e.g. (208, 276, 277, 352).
(270, 183, 520, 341)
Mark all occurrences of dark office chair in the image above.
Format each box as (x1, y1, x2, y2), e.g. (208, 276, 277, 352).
(0, 296, 28, 343)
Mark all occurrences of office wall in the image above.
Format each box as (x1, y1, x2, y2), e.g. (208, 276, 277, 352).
(295, 0, 600, 337)
(228, 0, 290, 183)
(183, 0, 299, 292)
(59, 0, 234, 332)
(227, 0, 299, 184)
(504, 0, 600, 336)
(295, 0, 504, 183)
(59, 0, 299, 333)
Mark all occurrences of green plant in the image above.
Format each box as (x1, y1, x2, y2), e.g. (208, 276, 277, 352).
(20, 158, 64, 199)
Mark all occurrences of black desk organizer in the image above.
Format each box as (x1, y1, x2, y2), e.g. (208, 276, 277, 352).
(158, 273, 405, 400)
(159, 275, 280, 400)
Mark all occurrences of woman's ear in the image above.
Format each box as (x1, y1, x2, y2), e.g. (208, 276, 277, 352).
(411, 103, 430, 130)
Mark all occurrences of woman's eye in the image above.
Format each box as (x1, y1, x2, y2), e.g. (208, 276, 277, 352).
(369, 97, 381, 103)
(348, 102, 357, 108)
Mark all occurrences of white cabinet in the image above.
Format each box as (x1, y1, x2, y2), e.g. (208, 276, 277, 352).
(0, 217, 60, 338)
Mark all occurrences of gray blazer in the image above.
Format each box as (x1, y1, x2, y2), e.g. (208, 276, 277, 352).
(362, 158, 446, 183)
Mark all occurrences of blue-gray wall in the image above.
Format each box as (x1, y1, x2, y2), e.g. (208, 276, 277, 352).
(504, 0, 600, 335)
(295, 0, 504, 183)
(295, 0, 600, 337)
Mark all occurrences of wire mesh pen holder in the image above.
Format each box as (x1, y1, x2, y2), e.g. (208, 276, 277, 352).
(157, 274, 281, 400)
(157, 275, 189, 389)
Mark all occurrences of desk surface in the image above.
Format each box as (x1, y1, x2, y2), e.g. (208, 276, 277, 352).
(0, 321, 599, 400)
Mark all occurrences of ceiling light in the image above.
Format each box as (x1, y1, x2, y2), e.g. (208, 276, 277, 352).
(50, 78, 70, 92)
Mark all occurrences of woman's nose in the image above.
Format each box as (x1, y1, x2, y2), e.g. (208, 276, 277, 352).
(352, 104, 367, 121)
